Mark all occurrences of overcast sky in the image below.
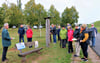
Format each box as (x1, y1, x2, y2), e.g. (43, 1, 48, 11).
(0, 0, 100, 24)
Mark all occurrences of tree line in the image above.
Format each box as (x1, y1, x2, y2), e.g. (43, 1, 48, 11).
(0, 0, 79, 27)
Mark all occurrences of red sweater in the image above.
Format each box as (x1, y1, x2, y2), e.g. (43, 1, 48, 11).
(68, 29, 74, 41)
(26, 29, 33, 38)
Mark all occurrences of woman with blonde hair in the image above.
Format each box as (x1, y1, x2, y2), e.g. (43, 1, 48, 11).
(67, 26, 74, 53)
(80, 24, 89, 62)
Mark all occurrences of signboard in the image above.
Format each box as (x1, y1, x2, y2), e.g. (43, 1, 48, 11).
(16, 43, 26, 50)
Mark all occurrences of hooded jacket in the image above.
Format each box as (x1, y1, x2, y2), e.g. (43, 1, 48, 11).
(26, 29, 33, 38)
(60, 29, 67, 39)
(68, 29, 74, 41)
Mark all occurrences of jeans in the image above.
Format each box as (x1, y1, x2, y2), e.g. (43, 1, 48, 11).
(60, 39, 66, 48)
(53, 34, 56, 43)
(80, 42, 88, 58)
(2, 47, 8, 61)
(68, 41, 73, 53)
(19, 35, 24, 42)
(92, 37, 95, 46)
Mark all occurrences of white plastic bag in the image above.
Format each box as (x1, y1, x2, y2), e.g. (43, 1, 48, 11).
(35, 41, 39, 48)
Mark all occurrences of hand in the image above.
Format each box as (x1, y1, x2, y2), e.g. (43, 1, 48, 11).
(80, 40, 83, 42)
(11, 37, 15, 40)
(11, 38, 13, 40)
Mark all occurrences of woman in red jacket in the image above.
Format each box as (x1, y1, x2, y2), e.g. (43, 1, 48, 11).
(68, 26, 74, 53)
(26, 25, 33, 48)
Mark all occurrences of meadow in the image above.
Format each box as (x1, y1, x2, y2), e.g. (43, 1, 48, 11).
(0, 27, 95, 63)
(0, 28, 72, 63)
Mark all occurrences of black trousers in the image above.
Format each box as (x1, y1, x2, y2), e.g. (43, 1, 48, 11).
(27, 38, 32, 42)
(27, 38, 32, 48)
(60, 39, 66, 48)
(68, 42, 73, 53)
(66, 36, 68, 44)
(50, 34, 52, 43)
(2, 47, 8, 61)
(80, 42, 88, 58)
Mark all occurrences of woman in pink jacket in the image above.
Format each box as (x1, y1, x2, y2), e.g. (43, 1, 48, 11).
(26, 25, 33, 48)
(67, 26, 74, 53)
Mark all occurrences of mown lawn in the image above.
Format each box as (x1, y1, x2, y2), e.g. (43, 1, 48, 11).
(0, 28, 72, 63)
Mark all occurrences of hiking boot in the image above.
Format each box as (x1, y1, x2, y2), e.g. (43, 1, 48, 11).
(83, 59, 88, 62)
(74, 55, 79, 57)
(81, 58, 85, 60)
(29, 46, 32, 48)
(2, 60, 8, 63)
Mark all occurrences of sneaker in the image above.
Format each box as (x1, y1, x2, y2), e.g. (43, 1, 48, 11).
(74, 55, 79, 57)
(2, 60, 8, 63)
(81, 58, 85, 60)
(83, 59, 88, 62)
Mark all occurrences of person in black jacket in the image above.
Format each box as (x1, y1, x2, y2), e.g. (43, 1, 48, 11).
(18, 24, 25, 42)
(73, 24, 80, 57)
(80, 24, 89, 62)
(51, 24, 57, 43)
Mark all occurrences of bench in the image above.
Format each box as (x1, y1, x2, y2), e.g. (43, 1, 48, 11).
(15, 42, 43, 63)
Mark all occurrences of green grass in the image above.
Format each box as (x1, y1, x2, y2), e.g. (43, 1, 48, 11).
(0, 28, 72, 63)
(0, 28, 94, 63)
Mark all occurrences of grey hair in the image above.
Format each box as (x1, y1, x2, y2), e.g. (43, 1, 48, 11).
(4, 23, 8, 27)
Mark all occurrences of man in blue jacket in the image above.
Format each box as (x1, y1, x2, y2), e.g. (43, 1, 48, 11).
(2, 23, 13, 62)
(51, 24, 57, 43)
(18, 24, 25, 42)
(90, 24, 98, 47)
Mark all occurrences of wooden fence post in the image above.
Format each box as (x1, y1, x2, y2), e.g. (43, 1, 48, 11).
(44, 17, 51, 47)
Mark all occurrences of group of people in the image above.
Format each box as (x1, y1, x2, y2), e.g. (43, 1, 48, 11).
(1, 22, 97, 62)
(1, 23, 33, 63)
(50, 23, 97, 62)
(18, 24, 33, 48)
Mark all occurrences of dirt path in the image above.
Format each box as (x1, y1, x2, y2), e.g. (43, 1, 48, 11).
(72, 46, 100, 63)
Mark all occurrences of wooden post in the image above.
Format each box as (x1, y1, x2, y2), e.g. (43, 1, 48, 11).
(44, 17, 51, 47)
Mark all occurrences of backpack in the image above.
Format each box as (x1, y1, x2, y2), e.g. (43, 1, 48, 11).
(86, 29, 92, 44)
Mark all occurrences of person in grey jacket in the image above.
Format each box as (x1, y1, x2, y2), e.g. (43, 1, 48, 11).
(90, 24, 98, 47)
(2, 23, 13, 63)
